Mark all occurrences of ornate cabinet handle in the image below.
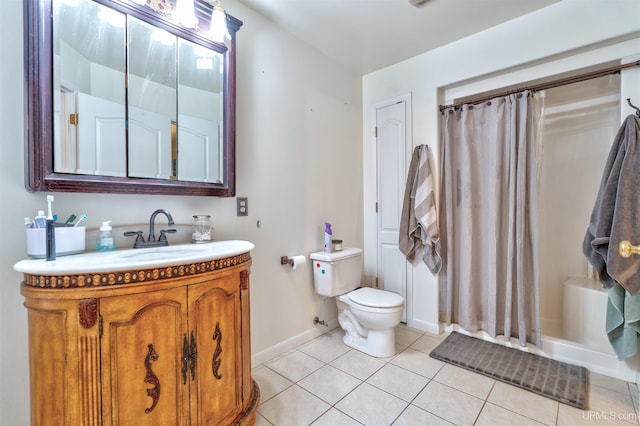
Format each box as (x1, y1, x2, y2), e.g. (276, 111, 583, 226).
(189, 331, 197, 381)
(144, 344, 161, 414)
(212, 322, 223, 380)
(182, 334, 189, 385)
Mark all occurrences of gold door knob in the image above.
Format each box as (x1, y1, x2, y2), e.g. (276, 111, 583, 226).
(619, 240, 640, 258)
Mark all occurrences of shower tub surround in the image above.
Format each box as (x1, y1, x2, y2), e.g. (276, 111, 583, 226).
(540, 277, 640, 383)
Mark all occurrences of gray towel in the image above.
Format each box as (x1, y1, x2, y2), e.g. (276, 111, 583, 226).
(399, 145, 442, 274)
(583, 115, 640, 295)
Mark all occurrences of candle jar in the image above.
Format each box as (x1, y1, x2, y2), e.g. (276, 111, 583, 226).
(192, 215, 212, 243)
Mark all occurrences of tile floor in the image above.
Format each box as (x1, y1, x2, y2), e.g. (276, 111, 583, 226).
(252, 325, 640, 426)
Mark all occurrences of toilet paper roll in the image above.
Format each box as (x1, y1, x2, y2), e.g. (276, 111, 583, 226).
(291, 255, 307, 271)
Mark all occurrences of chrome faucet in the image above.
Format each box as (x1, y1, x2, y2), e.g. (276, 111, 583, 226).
(124, 209, 176, 248)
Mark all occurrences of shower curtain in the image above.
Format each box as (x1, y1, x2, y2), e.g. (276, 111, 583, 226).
(438, 91, 543, 347)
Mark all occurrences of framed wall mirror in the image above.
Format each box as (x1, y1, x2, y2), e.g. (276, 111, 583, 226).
(24, 0, 241, 196)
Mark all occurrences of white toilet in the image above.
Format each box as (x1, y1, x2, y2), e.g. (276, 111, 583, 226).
(310, 247, 405, 358)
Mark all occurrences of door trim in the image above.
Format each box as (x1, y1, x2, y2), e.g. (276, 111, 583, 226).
(371, 93, 413, 324)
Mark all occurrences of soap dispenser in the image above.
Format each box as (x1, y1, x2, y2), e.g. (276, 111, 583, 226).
(96, 221, 116, 252)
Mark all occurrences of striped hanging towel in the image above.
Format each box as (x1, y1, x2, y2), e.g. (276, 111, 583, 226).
(399, 144, 442, 274)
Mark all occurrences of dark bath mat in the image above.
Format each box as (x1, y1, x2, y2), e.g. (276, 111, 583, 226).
(429, 331, 588, 409)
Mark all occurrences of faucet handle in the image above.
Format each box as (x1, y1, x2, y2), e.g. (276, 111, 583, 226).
(159, 229, 177, 242)
(124, 231, 145, 245)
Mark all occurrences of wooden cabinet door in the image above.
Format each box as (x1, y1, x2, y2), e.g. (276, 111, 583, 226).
(100, 287, 190, 425)
(188, 273, 243, 425)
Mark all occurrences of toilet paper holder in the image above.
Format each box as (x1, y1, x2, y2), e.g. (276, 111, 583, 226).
(281, 256, 294, 267)
(280, 255, 307, 269)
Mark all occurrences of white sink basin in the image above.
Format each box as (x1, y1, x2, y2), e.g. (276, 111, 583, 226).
(117, 245, 216, 261)
(14, 240, 255, 275)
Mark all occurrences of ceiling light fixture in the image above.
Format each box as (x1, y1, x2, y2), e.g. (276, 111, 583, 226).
(145, 0, 231, 42)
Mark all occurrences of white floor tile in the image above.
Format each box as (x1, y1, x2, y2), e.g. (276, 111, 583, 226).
(433, 363, 495, 399)
(252, 364, 293, 403)
(266, 350, 325, 382)
(392, 404, 454, 425)
(366, 363, 429, 402)
(590, 372, 632, 395)
(330, 349, 387, 380)
(325, 327, 345, 343)
(488, 381, 559, 425)
(412, 380, 485, 426)
(258, 385, 330, 426)
(631, 383, 640, 421)
(390, 347, 445, 378)
(299, 335, 351, 363)
(335, 383, 408, 426)
(311, 408, 363, 425)
(557, 404, 626, 426)
(584, 384, 638, 425)
(476, 402, 546, 426)
(298, 365, 361, 405)
(254, 412, 272, 426)
(409, 333, 445, 354)
(395, 326, 423, 347)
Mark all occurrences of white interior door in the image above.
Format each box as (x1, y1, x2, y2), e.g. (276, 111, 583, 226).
(375, 97, 411, 322)
(128, 106, 173, 179)
(177, 115, 220, 183)
(77, 92, 126, 177)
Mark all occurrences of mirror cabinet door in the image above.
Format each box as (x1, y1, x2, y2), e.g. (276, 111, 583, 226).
(177, 39, 224, 183)
(25, 0, 242, 196)
(53, 0, 127, 177)
(128, 17, 177, 180)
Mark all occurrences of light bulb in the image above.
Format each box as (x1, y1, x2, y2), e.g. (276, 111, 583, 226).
(208, 3, 231, 43)
(173, 0, 198, 28)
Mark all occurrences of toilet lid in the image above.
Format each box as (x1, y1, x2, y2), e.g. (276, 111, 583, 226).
(347, 287, 404, 308)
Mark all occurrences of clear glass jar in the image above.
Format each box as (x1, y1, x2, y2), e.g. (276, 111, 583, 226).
(192, 215, 212, 243)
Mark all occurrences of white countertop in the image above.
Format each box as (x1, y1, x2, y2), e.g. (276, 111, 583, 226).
(14, 240, 254, 275)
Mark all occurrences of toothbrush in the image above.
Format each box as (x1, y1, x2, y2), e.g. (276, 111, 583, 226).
(46, 195, 56, 261)
(64, 214, 77, 226)
(74, 213, 87, 227)
(47, 195, 54, 220)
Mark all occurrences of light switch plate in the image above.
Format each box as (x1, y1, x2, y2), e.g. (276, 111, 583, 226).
(237, 197, 248, 216)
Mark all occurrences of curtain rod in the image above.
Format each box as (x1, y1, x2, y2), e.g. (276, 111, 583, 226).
(439, 60, 640, 112)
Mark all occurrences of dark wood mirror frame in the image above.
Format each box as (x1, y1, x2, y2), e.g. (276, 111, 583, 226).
(24, 0, 242, 196)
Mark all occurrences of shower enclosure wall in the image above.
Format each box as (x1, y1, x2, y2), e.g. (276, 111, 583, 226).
(538, 74, 640, 381)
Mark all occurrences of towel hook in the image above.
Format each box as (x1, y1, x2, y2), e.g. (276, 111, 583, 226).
(627, 98, 640, 117)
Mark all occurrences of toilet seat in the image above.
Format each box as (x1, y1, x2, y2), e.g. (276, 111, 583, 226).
(346, 287, 404, 308)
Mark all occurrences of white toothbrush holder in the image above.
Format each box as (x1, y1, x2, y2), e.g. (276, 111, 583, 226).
(26, 227, 86, 258)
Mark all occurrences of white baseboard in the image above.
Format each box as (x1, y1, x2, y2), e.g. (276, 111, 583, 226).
(405, 318, 440, 335)
(251, 319, 339, 367)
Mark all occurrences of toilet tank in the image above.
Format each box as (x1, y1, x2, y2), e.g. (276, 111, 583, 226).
(309, 248, 363, 296)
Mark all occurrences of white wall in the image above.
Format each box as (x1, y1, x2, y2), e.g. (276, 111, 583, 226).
(0, 0, 362, 423)
(363, 0, 640, 332)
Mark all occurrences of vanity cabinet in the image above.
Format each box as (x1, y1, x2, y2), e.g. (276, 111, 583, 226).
(19, 251, 258, 425)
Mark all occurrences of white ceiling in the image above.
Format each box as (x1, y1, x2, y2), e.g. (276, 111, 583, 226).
(236, 0, 561, 75)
